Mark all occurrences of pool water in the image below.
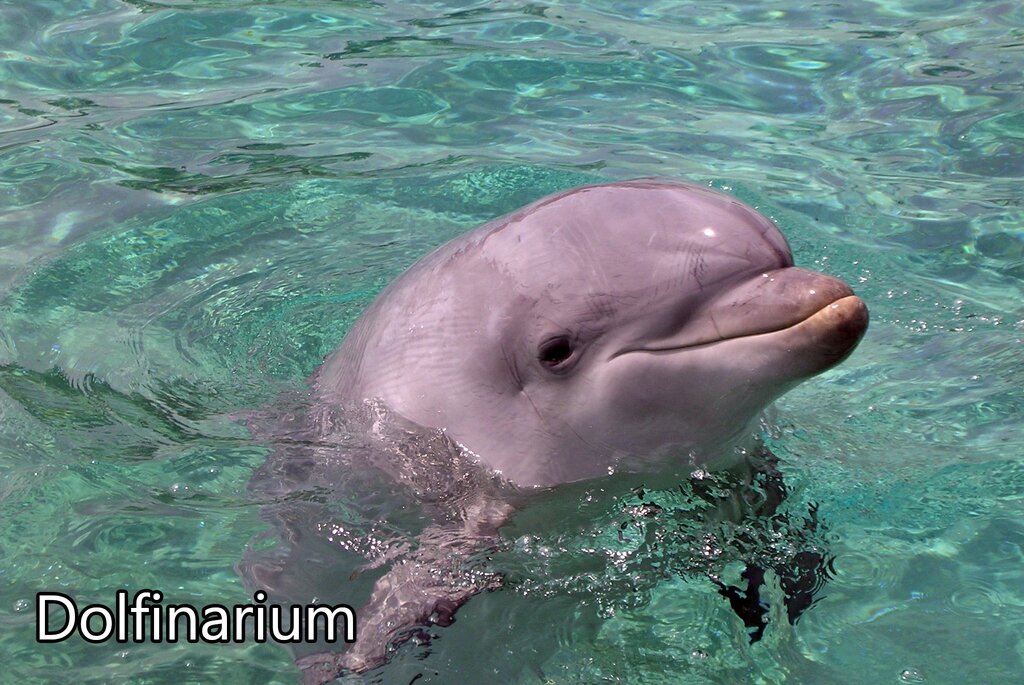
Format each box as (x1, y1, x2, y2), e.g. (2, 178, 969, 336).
(1, 1, 1022, 683)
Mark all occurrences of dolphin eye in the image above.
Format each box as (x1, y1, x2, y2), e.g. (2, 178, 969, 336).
(538, 336, 574, 369)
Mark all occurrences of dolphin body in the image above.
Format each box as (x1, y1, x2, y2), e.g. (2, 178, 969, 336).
(258, 180, 868, 680)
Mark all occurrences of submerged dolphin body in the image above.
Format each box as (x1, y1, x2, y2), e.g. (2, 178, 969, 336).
(253, 180, 868, 680)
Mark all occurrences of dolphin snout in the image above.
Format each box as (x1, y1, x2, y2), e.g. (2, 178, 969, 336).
(712, 267, 854, 334)
(619, 268, 866, 356)
(739, 269, 869, 376)
(796, 294, 869, 362)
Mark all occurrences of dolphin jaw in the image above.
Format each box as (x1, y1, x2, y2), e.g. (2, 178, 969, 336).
(609, 293, 868, 371)
(610, 269, 865, 361)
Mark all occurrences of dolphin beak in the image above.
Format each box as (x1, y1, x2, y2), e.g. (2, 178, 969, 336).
(775, 293, 869, 368)
(613, 267, 869, 369)
(703, 267, 869, 373)
(703, 267, 865, 344)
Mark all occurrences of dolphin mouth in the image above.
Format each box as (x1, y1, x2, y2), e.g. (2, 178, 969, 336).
(779, 294, 869, 359)
(614, 285, 868, 358)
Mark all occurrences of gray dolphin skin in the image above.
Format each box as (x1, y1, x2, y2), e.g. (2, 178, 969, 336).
(291, 179, 869, 680)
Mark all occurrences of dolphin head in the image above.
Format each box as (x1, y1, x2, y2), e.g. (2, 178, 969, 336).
(322, 180, 868, 488)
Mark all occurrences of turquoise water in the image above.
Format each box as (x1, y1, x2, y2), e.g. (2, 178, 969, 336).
(1, 0, 1022, 683)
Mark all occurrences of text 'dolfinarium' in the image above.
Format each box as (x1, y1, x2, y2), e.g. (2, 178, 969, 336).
(36, 590, 356, 644)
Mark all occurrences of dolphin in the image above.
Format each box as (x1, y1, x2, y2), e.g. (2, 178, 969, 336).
(254, 179, 868, 681)
(318, 179, 866, 485)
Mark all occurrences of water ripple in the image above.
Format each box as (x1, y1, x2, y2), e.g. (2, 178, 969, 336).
(2, 1, 1024, 683)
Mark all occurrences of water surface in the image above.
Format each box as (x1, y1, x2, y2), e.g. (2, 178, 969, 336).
(1, 1, 1022, 683)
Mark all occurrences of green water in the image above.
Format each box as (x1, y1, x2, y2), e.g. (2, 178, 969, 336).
(1, 0, 1022, 683)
